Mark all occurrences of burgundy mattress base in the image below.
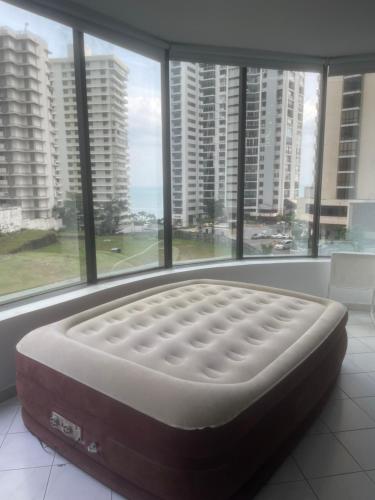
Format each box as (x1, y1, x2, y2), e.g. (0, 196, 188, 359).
(17, 314, 347, 500)
(21, 376, 338, 500)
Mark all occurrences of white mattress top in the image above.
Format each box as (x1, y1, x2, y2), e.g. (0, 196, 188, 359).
(17, 280, 347, 429)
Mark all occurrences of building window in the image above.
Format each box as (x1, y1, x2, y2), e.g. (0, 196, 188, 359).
(0, 0, 84, 302)
(243, 68, 320, 257)
(84, 34, 163, 278)
(319, 72, 375, 255)
(170, 62, 238, 263)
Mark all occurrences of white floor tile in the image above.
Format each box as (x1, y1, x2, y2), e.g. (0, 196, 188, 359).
(336, 428, 375, 470)
(329, 384, 349, 400)
(0, 397, 20, 407)
(8, 408, 27, 434)
(254, 480, 316, 499)
(365, 469, 375, 484)
(348, 311, 372, 326)
(307, 417, 330, 435)
(338, 373, 375, 398)
(341, 356, 365, 374)
(53, 451, 70, 466)
(293, 433, 361, 478)
(347, 324, 375, 338)
(342, 353, 375, 373)
(347, 338, 373, 354)
(0, 404, 18, 434)
(354, 397, 375, 420)
(309, 471, 375, 500)
(0, 466, 51, 500)
(45, 464, 111, 500)
(0, 432, 54, 470)
(111, 492, 127, 500)
(320, 397, 375, 432)
(268, 456, 303, 484)
(359, 337, 375, 352)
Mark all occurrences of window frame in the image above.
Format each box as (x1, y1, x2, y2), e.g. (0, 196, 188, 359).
(0, 0, 334, 308)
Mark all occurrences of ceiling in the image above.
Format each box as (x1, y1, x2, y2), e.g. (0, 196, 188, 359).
(58, 0, 375, 58)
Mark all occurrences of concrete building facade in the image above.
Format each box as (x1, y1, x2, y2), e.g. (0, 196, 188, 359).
(0, 27, 57, 221)
(170, 62, 304, 227)
(299, 73, 375, 239)
(50, 52, 130, 222)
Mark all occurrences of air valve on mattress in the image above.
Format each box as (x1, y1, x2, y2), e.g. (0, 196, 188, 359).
(16, 279, 348, 499)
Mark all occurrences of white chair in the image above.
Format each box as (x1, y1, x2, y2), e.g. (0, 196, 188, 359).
(328, 252, 375, 324)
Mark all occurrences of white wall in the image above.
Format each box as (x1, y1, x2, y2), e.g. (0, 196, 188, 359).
(0, 258, 333, 399)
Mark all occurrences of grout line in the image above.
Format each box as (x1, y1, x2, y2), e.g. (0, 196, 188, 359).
(42, 465, 53, 500)
(0, 464, 53, 473)
(3, 405, 18, 436)
(290, 457, 319, 499)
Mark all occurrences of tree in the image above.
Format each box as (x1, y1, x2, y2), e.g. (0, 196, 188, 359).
(95, 198, 126, 235)
(56, 192, 84, 230)
(202, 198, 224, 234)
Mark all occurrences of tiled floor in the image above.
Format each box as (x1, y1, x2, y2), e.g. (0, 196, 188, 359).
(1, 310, 375, 500)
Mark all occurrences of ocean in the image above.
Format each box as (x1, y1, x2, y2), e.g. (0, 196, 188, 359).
(129, 186, 163, 218)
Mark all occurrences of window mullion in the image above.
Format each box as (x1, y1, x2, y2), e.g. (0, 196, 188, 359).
(73, 29, 97, 283)
(236, 66, 247, 259)
(162, 50, 173, 268)
(311, 64, 328, 258)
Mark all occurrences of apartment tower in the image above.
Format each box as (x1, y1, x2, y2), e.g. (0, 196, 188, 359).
(0, 27, 57, 220)
(50, 52, 130, 222)
(300, 73, 375, 238)
(170, 61, 304, 226)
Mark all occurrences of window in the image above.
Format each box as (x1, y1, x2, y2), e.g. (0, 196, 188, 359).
(83, 34, 163, 277)
(319, 72, 375, 255)
(243, 68, 320, 257)
(170, 62, 238, 264)
(0, 0, 84, 301)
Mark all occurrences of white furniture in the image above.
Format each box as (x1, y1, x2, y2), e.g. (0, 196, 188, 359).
(329, 252, 375, 324)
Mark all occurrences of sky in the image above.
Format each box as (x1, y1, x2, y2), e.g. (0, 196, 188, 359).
(0, 0, 319, 199)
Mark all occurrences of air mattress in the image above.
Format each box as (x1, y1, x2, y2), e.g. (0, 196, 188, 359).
(16, 279, 348, 499)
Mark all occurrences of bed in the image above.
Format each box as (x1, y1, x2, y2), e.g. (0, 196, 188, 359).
(16, 279, 348, 499)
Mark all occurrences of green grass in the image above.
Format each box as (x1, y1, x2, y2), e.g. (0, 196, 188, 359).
(0, 230, 232, 298)
(0, 229, 55, 254)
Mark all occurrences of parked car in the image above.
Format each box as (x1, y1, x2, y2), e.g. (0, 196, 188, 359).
(274, 239, 293, 250)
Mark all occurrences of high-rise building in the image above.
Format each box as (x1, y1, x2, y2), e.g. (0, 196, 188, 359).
(0, 27, 57, 221)
(245, 68, 304, 218)
(298, 73, 375, 239)
(50, 52, 130, 222)
(170, 62, 304, 227)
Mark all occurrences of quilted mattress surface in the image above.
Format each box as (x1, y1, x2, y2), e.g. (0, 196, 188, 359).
(17, 279, 347, 429)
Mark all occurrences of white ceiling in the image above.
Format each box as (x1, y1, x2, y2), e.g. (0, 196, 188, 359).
(63, 0, 375, 58)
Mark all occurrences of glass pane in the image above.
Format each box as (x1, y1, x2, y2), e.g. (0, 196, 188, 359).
(83, 34, 163, 277)
(0, 1, 85, 302)
(170, 62, 238, 264)
(243, 69, 320, 257)
(319, 73, 375, 255)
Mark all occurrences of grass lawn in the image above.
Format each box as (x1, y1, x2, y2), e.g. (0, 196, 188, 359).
(0, 229, 232, 298)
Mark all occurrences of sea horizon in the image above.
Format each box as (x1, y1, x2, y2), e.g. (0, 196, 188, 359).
(129, 186, 163, 218)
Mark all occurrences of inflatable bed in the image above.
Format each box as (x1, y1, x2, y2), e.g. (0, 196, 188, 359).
(16, 279, 347, 499)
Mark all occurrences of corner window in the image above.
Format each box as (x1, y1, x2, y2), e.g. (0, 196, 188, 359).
(243, 69, 321, 257)
(0, 1, 85, 301)
(83, 34, 163, 277)
(319, 72, 375, 255)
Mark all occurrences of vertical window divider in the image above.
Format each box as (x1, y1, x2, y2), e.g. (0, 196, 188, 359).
(73, 29, 97, 283)
(311, 63, 328, 258)
(162, 50, 173, 268)
(236, 66, 247, 260)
